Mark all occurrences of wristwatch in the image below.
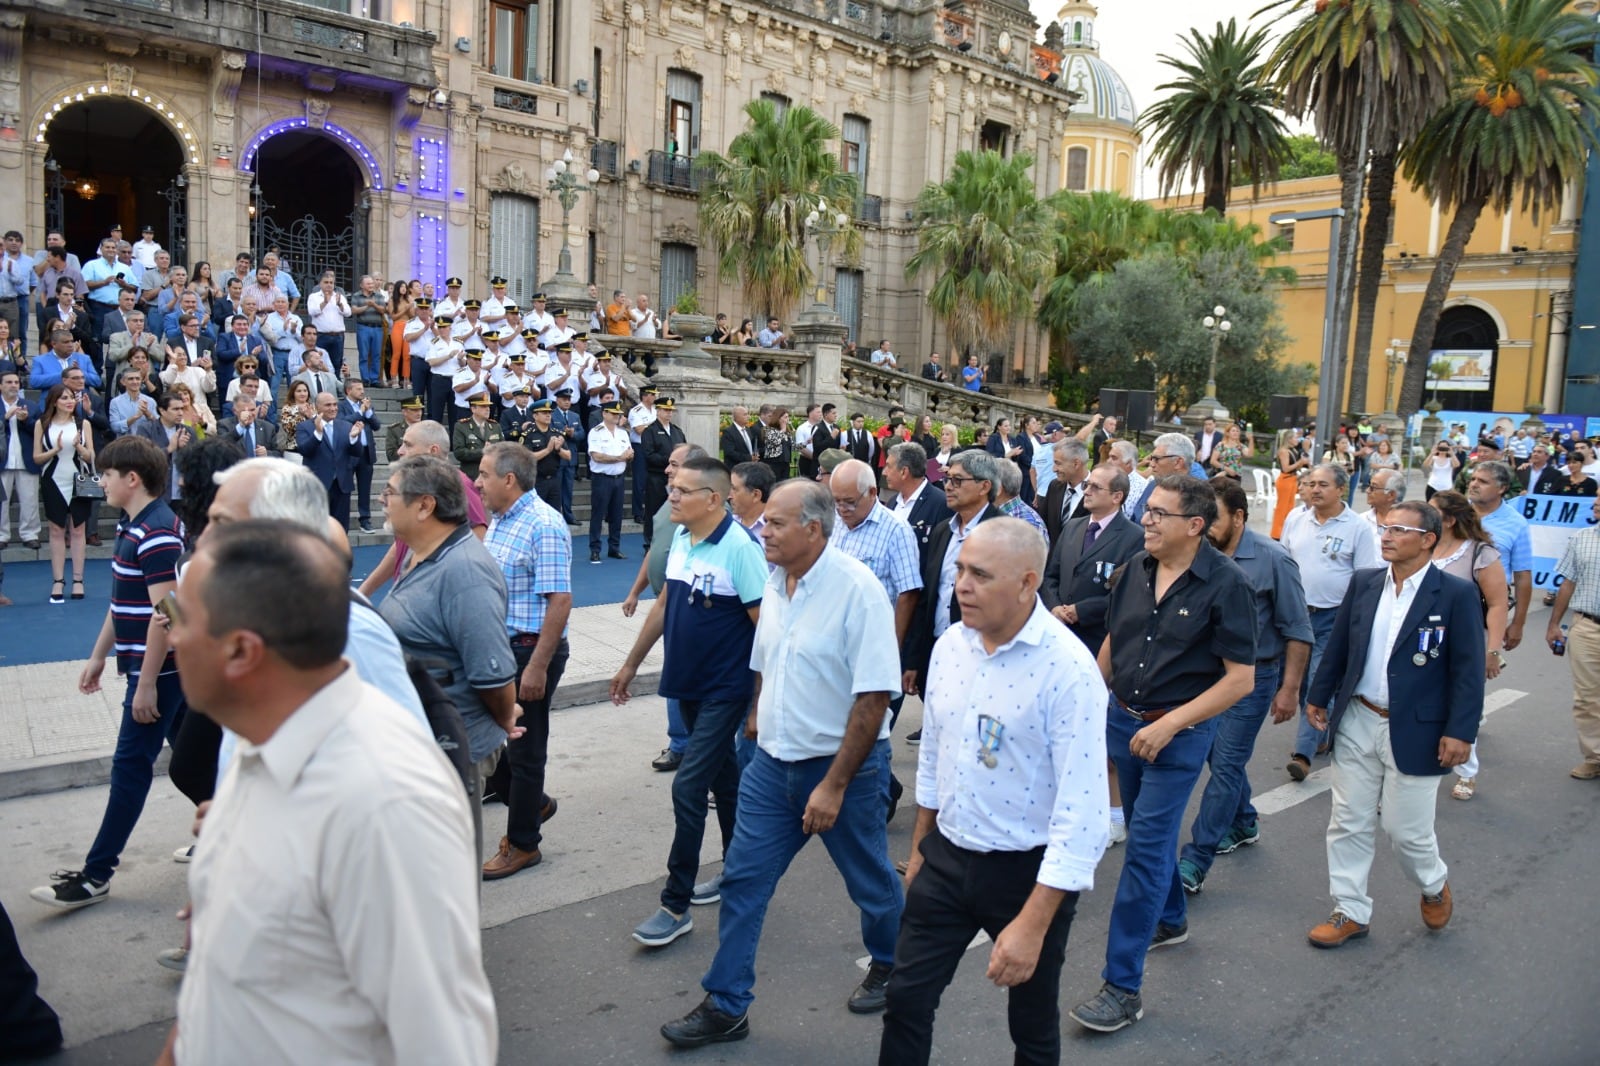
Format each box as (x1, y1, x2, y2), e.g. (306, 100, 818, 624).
(1490, 649, 1508, 667)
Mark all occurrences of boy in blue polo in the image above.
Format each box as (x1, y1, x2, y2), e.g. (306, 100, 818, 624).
(610, 455, 768, 947)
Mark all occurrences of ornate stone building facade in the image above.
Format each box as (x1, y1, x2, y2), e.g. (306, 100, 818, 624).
(1, 0, 1095, 386)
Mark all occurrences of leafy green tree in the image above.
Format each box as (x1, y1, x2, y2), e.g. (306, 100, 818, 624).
(696, 100, 861, 322)
(1235, 134, 1338, 183)
(906, 150, 1054, 366)
(1139, 18, 1293, 216)
(1397, 0, 1600, 416)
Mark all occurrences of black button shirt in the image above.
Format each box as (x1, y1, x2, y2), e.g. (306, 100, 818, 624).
(521, 427, 563, 480)
(1105, 539, 1257, 710)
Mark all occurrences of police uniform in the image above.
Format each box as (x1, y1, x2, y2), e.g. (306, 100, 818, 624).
(433, 278, 464, 321)
(452, 350, 491, 412)
(453, 300, 487, 353)
(628, 388, 659, 524)
(425, 316, 463, 425)
(524, 293, 554, 339)
(640, 399, 688, 547)
(404, 299, 434, 400)
(518, 397, 566, 510)
(451, 395, 504, 480)
(587, 400, 632, 560)
(481, 278, 509, 331)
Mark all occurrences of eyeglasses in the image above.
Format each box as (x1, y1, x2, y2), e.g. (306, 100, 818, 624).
(833, 495, 864, 511)
(943, 474, 982, 488)
(668, 485, 714, 500)
(1377, 523, 1428, 537)
(1150, 452, 1183, 464)
(1142, 506, 1201, 523)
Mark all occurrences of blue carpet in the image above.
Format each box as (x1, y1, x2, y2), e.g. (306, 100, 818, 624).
(0, 533, 655, 669)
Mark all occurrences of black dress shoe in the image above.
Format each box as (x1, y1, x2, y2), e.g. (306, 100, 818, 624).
(660, 994, 749, 1048)
(608, 549, 627, 560)
(590, 549, 601, 564)
(652, 748, 683, 772)
(848, 960, 894, 1014)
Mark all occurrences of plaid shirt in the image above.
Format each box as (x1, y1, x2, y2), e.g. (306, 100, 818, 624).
(829, 500, 923, 600)
(1556, 526, 1600, 618)
(484, 489, 572, 637)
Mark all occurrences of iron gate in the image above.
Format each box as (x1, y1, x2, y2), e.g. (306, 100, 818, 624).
(257, 199, 369, 294)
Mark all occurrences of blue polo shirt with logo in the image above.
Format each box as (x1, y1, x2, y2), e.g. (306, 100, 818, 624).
(659, 512, 768, 702)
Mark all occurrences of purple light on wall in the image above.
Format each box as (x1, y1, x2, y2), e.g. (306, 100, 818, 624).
(416, 135, 445, 197)
(414, 212, 446, 291)
(241, 118, 385, 190)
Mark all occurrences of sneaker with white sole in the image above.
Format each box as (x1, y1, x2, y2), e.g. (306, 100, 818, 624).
(1107, 821, 1127, 847)
(1148, 921, 1189, 951)
(691, 873, 723, 906)
(633, 907, 693, 948)
(173, 844, 195, 863)
(30, 870, 108, 910)
(1216, 822, 1259, 854)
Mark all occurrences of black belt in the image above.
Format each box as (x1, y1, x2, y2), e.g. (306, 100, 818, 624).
(1580, 612, 1600, 626)
(0, 296, 16, 303)
(1114, 695, 1173, 722)
(1307, 605, 1327, 614)
(510, 632, 541, 647)
(592, 471, 624, 478)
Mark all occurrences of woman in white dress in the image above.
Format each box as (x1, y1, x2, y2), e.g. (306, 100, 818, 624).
(32, 383, 95, 603)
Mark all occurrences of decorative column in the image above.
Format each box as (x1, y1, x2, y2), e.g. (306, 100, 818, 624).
(650, 312, 726, 455)
(793, 317, 848, 405)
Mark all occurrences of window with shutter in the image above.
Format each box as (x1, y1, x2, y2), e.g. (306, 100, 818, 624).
(660, 243, 697, 314)
(489, 194, 541, 307)
(835, 269, 863, 344)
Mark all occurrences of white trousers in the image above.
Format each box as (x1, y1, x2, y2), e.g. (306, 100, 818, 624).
(1326, 699, 1449, 924)
(0, 469, 40, 541)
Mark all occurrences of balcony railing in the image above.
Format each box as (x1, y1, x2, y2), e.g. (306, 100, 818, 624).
(646, 150, 700, 193)
(591, 140, 620, 179)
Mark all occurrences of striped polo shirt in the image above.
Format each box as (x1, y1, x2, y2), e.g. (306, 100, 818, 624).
(659, 512, 769, 702)
(112, 498, 184, 676)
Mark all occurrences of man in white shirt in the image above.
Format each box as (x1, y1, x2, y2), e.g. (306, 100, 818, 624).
(426, 315, 464, 425)
(882, 517, 1107, 1064)
(523, 292, 554, 339)
(433, 277, 464, 321)
(1280, 463, 1382, 781)
(540, 307, 576, 352)
(304, 272, 352, 377)
(870, 340, 898, 371)
(629, 294, 660, 339)
(453, 300, 487, 354)
(131, 226, 163, 271)
(660, 479, 904, 1048)
(0, 370, 40, 548)
(165, 521, 497, 1066)
(480, 277, 509, 333)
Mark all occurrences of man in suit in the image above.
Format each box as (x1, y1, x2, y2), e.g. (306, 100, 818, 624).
(720, 405, 761, 467)
(1041, 463, 1145, 655)
(1518, 444, 1562, 496)
(1041, 438, 1091, 549)
(132, 393, 193, 501)
(812, 403, 841, 465)
(340, 380, 382, 532)
(842, 411, 876, 465)
(920, 351, 946, 382)
(163, 313, 215, 377)
(901, 449, 1003, 697)
(1195, 417, 1223, 469)
(1303, 499, 1484, 948)
(214, 314, 266, 395)
(639, 397, 687, 549)
(216, 394, 280, 459)
(0, 370, 42, 548)
(292, 341, 342, 403)
(451, 394, 503, 481)
(105, 309, 162, 379)
(883, 441, 952, 568)
(296, 391, 362, 529)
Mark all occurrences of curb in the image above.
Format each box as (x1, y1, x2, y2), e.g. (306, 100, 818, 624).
(0, 671, 660, 802)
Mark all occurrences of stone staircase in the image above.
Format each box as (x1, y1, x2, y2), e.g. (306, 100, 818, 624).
(0, 384, 644, 562)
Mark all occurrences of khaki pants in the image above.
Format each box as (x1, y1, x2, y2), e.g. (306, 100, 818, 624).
(1567, 614, 1600, 766)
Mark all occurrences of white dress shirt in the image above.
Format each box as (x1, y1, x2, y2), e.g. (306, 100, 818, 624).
(1354, 566, 1424, 709)
(586, 423, 631, 475)
(178, 668, 496, 1066)
(894, 478, 929, 519)
(918, 600, 1109, 891)
(750, 546, 902, 760)
(306, 289, 351, 333)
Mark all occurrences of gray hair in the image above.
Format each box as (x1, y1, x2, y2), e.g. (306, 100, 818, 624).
(1110, 439, 1138, 466)
(832, 458, 878, 498)
(392, 455, 467, 524)
(409, 420, 452, 456)
(1056, 438, 1090, 466)
(780, 477, 836, 537)
(888, 441, 928, 480)
(1371, 467, 1406, 500)
(995, 457, 1024, 497)
(214, 458, 332, 537)
(1153, 432, 1196, 462)
(1311, 462, 1350, 491)
(483, 442, 537, 491)
(947, 449, 1000, 503)
(1477, 460, 1513, 491)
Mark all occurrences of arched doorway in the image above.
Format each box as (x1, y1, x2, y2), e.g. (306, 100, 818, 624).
(1427, 304, 1500, 413)
(43, 99, 186, 262)
(246, 130, 370, 295)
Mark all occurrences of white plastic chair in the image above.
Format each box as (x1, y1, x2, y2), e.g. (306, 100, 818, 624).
(1252, 467, 1275, 509)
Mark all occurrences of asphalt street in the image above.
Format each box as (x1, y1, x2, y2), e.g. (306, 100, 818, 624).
(9, 616, 1599, 1065)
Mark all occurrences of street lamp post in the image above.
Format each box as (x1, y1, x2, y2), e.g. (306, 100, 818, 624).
(1378, 339, 1408, 432)
(1184, 304, 1232, 424)
(543, 148, 601, 289)
(1270, 208, 1346, 450)
(800, 205, 850, 322)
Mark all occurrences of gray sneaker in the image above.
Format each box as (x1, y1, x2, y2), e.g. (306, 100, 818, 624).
(156, 947, 188, 973)
(1069, 983, 1144, 1033)
(691, 873, 723, 906)
(633, 907, 693, 948)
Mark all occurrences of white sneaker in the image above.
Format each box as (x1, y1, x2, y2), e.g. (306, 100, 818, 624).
(1108, 822, 1127, 847)
(173, 844, 195, 863)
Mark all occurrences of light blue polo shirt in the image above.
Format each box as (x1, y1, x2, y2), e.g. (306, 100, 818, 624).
(659, 512, 769, 702)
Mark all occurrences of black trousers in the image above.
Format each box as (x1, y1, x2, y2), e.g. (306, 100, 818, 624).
(168, 707, 222, 805)
(485, 638, 568, 853)
(535, 477, 561, 512)
(426, 374, 453, 426)
(0, 899, 63, 1059)
(589, 472, 624, 552)
(879, 832, 1078, 1066)
(327, 481, 351, 529)
(352, 458, 374, 523)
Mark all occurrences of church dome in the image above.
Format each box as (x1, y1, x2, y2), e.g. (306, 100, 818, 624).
(1054, 1, 1136, 128)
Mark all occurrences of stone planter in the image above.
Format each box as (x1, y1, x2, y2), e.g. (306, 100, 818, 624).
(666, 313, 717, 362)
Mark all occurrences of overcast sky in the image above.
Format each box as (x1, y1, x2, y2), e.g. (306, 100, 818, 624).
(1027, 0, 1308, 196)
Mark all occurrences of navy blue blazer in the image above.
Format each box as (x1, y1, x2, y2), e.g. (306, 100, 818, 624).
(1307, 564, 1485, 777)
(296, 417, 359, 492)
(898, 481, 953, 568)
(1041, 511, 1147, 656)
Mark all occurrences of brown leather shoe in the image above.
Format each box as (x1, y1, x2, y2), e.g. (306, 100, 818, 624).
(482, 836, 542, 881)
(1421, 883, 1452, 930)
(1307, 911, 1369, 948)
(1571, 763, 1600, 780)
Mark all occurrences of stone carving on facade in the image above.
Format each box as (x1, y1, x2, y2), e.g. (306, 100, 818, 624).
(764, 68, 787, 95)
(929, 74, 946, 127)
(670, 3, 704, 28)
(305, 95, 331, 130)
(206, 52, 247, 162)
(673, 44, 695, 67)
(601, 0, 619, 21)
(626, 2, 647, 56)
(848, 91, 866, 114)
(988, 88, 1013, 111)
(105, 63, 135, 96)
(662, 221, 697, 246)
(0, 12, 24, 130)
(724, 30, 744, 82)
(493, 160, 535, 194)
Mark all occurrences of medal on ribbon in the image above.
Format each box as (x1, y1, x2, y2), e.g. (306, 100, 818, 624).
(976, 714, 1004, 769)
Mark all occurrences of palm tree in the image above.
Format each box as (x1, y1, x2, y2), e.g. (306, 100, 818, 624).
(1396, 0, 1600, 416)
(1138, 18, 1293, 216)
(905, 150, 1054, 368)
(695, 100, 861, 322)
(1264, 0, 1455, 417)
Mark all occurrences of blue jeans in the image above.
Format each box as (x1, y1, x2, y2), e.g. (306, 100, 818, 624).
(355, 324, 383, 382)
(666, 698, 688, 756)
(84, 672, 187, 883)
(1102, 701, 1216, 994)
(1181, 663, 1279, 874)
(703, 740, 903, 1016)
(1294, 608, 1340, 760)
(662, 698, 744, 913)
(319, 331, 345, 376)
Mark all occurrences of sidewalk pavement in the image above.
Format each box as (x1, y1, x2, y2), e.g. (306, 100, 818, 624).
(0, 601, 660, 800)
